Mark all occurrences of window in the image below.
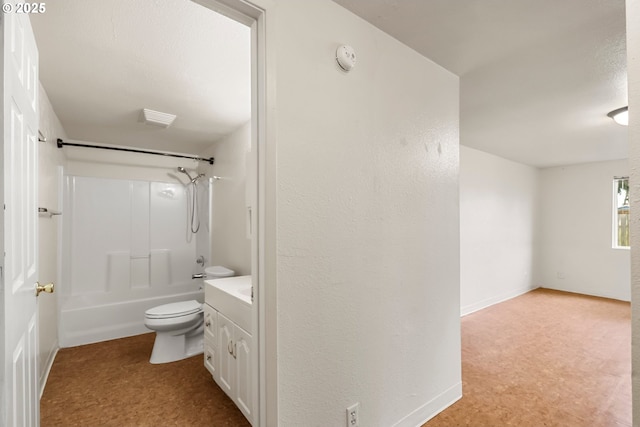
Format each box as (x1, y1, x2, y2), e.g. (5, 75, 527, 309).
(613, 177, 629, 248)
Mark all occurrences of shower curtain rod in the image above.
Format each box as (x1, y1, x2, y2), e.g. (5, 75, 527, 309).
(56, 139, 215, 165)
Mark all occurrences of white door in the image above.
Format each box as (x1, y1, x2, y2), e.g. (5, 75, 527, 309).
(2, 9, 40, 427)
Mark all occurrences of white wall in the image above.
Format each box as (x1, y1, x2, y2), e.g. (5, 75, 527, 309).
(538, 160, 630, 301)
(199, 121, 251, 275)
(63, 144, 202, 182)
(626, 0, 640, 422)
(460, 146, 539, 315)
(37, 83, 66, 393)
(272, 1, 461, 425)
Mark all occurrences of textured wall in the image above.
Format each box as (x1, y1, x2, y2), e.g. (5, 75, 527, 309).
(273, 1, 461, 425)
(460, 146, 539, 315)
(538, 160, 630, 301)
(626, 0, 640, 424)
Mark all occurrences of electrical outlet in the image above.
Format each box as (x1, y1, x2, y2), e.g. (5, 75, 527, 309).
(346, 402, 360, 427)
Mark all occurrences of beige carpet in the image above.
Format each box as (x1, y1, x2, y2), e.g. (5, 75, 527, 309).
(424, 288, 631, 427)
(41, 333, 250, 427)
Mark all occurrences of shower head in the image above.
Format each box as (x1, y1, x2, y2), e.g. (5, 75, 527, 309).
(177, 166, 194, 182)
(177, 167, 206, 183)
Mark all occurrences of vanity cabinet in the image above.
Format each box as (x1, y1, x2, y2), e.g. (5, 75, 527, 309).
(204, 303, 253, 424)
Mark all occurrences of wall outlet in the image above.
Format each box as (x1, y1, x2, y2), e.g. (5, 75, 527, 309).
(346, 402, 360, 427)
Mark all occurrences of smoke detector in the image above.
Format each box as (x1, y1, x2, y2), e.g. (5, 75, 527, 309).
(142, 108, 176, 128)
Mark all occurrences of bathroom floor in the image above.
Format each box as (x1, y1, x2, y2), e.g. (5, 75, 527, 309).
(41, 333, 251, 427)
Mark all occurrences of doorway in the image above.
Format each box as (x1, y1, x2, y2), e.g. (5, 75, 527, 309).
(27, 0, 270, 425)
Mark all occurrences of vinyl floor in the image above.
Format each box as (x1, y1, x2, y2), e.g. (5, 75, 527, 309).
(40, 333, 250, 427)
(41, 288, 631, 427)
(423, 288, 631, 427)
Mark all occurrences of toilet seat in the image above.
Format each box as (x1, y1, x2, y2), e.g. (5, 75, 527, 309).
(145, 300, 202, 319)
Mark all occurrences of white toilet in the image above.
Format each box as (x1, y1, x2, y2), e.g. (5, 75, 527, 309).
(144, 265, 235, 364)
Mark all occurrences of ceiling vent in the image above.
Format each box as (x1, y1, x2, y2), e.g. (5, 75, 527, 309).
(142, 108, 176, 128)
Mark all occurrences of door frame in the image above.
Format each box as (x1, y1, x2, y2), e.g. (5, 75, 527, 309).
(191, 1, 276, 426)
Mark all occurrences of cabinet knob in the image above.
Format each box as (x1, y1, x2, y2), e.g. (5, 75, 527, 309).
(205, 321, 211, 327)
(206, 355, 211, 361)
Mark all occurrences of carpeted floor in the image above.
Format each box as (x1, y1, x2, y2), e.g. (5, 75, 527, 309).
(41, 333, 250, 427)
(423, 288, 631, 427)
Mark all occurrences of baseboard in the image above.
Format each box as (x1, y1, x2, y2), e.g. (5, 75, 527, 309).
(461, 285, 538, 317)
(39, 343, 59, 399)
(391, 382, 462, 427)
(539, 285, 630, 302)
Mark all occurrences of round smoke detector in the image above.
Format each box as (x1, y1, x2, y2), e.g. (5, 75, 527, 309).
(336, 45, 356, 72)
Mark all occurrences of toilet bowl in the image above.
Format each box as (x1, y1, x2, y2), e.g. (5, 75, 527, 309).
(144, 266, 235, 364)
(144, 300, 205, 364)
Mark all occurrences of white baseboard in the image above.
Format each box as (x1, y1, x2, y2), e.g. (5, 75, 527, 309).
(392, 382, 462, 427)
(461, 285, 538, 317)
(540, 285, 630, 302)
(39, 343, 59, 399)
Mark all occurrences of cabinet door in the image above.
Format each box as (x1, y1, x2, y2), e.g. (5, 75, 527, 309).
(217, 313, 235, 395)
(235, 326, 253, 423)
(203, 304, 217, 341)
(204, 345, 218, 380)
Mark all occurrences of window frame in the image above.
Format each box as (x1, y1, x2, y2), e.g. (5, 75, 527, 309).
(612, 176, 630, 249)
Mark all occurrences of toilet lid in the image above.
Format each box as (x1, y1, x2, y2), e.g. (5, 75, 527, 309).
(145, 300, 202, 319)
(205, 265, 235, 278)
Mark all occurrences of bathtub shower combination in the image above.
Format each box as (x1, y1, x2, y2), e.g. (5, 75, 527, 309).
(60, 171, 212, 347)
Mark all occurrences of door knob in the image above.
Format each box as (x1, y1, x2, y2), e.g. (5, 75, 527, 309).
(35, 282, 54, 296)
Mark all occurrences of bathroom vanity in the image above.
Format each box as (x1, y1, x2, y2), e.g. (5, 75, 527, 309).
(204, 276, 253, 425)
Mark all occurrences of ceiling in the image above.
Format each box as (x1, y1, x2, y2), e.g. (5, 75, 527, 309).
(31, 1, 627, 168)
(30, 0, 251, 155)
(334, 0, 628, 168)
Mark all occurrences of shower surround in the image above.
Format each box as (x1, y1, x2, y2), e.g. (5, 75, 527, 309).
(60, 175, 211, 347)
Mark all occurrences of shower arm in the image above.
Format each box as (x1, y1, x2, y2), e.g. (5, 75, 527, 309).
(177, 167, 206, 184)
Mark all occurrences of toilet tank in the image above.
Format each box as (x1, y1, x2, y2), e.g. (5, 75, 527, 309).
(204, 265, 235, 279)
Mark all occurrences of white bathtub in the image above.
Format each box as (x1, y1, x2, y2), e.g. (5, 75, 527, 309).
(59, 290, 203, 347)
